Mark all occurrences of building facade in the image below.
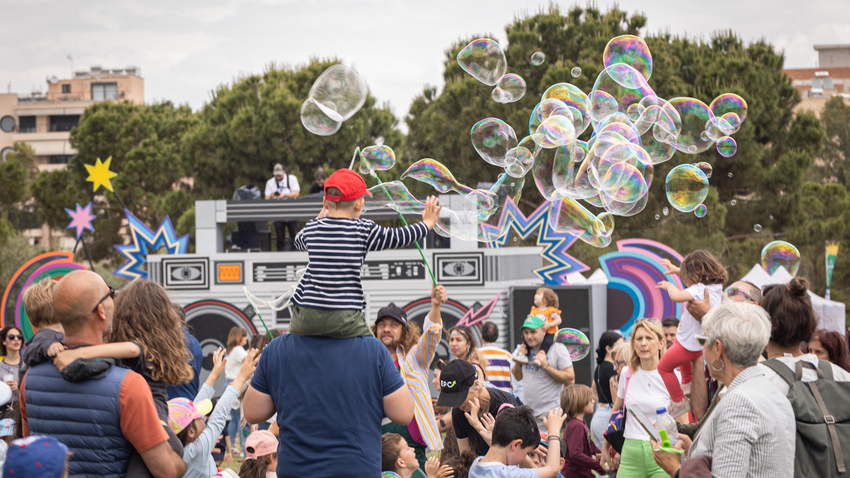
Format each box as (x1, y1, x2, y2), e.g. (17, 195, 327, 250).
(785, 44, 850, 115)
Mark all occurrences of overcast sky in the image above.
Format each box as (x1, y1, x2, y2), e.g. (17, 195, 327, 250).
(1, 0, 848, 124)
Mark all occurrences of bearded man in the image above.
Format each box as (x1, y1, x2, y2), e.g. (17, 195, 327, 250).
(372, 285, 447, 470)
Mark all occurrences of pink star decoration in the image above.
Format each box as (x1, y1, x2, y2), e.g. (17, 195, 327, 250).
(65, 202, 96, 239)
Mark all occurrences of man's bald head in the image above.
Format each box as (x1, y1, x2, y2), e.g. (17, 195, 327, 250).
(53, 271, 109, 337)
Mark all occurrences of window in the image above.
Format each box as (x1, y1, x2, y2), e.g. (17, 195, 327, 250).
(811, 78, 822, 89)
(18, 116, 36, 133)
(61, 84, 71, 94)
(91, 82, 117, 101)
(49, 155, 72, 164)
(49, 115, 80, 132)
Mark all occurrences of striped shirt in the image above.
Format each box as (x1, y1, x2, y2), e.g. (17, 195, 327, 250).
(478, 345, 513, 392)
(396, 314, 443, 451)
(293, 217, 428, 310)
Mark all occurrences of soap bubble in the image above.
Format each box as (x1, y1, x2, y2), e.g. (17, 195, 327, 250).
(471, 118, 518, 167)
(761, 241, 801, 277)
(457, 39, 507, 86)
(665, 164, 709, 212)
(571, 67, 582, 77)
(667, 98, 714, 154)
(533, 115, 576, 149)
(491, 74, 527, 103)
(603, 35, 653, 82)
(540, 83, 590, 134)
(505, 145, 536, 178)
(769, 215, 774, 220)
(359, 145, 396, 174)
(663, 206, 669, 216)
(363, 180, 424, 214)
(529, 98, 572, 133)
(548, 197, 614, 247)
(401, 159, 473, 196)
(728, 172, 733, 178)
(308, 64, 368, 121)
(587, 90, 619, 122)
(731, 199, 737, 206)
(694, 204, 707, 218)
(588, 64, 656, 125)
(753, 224, 762, 232)
(300, 98, 343, 136)
(554, 328, 590, 360)
(716, 137, 737, 157)
(710, 93, 748, 126)
(695, 162, 713, 178)
(531, 51, 546, 66)
(655, 214, 660, 220)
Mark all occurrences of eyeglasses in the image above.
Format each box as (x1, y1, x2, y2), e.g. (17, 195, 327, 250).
(634, 318, 660, 326)
(6, 335, 22, 341)
(695, 334, 708, 347)
(615, 360, 627, 368)
(92, 286, 116, 313)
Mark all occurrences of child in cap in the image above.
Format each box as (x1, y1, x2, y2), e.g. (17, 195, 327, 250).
(20, 278, 65, 379)
(237, 430, 278, 478)
(169, 347, 258, 477)
(290, 168, 442, 337)
(4, 435, 71, 478)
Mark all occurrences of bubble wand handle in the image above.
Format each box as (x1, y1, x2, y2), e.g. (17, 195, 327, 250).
(370, 172, 437, 287)
(249, 303, 274, 339)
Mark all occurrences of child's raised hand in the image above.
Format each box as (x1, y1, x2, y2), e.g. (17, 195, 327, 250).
(422, 196, 443, 229)
(46, 342, 65, 357)
(659, 259, 680, 275)
(544, 407, 566, 435)
(517, 344, 528, 356)
(425, 457, 441, 478)
(211, 347, 227, 375)
(656, 280, 673, 292)
(236, 348, 260, 382)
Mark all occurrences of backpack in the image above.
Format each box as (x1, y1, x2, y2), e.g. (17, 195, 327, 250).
(603, 367, 631, 453)
(763, 358, 850, 477)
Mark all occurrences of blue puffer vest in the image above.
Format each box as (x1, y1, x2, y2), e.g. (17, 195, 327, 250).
(25, 361, 134, 477)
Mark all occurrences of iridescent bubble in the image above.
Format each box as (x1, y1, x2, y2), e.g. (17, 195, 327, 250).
(695, 161, 713, 178)
(554, 328, 590, 360)
(457, 39, 507, 86)
(665, 164, 709, 213)
(531, 51, 546, 66)
(603, 35, 653, 82)
(710, 93, 748, 126)
(754, 224, 762, 232)
(731, 199, 737, 206)
(505, 145, 536, 179)
(587, 90, 619, 122)
(363, 180, 424, 214)
(541, 83, 590, 134)
(358, 145, 396, 174)
(716, 137, 737, 158)
(529, 98, 572, 133)
(433, 173, 525, 242)
(308, 64, 368, 121)
(533, 115, 576, 149)
(667, 98, 714, 154)
(728, 172, 733, 178)
(769, 215, 774, 220)
(400, 159, 473, 196)
(588, 63, 655, 125)
(548, 196, 614, 247)
(761, 241, 801, 277)
(571, 67, 582, 78)
(491, 74, 527, 104)
(663, 206, 669, 216)
(655, 214, 660, 220)
(694, 204, 707, 218)
(300, 98, 342, 136)
(471, 118, 518, 167)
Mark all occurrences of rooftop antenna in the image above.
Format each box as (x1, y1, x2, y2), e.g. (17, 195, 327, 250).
(67, 54, 77, 77)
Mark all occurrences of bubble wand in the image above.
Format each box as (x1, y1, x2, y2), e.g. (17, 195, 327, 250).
(351, 148, 437, 286)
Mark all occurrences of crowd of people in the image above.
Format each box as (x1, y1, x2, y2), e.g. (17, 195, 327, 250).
(2, 167, 849, 478)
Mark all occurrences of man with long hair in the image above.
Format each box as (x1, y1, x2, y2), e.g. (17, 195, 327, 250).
(372, 285, 448, 470)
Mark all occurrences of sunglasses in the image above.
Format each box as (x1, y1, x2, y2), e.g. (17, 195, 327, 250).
(6, 335, 22, 341)
(724, 285, 757, 303)
(92, 286, 116, 313)
(634, 318, 661, 326)
(695, 334, 708, 347)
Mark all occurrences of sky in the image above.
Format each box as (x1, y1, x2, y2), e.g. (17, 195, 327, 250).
(1, 0, 849, 125)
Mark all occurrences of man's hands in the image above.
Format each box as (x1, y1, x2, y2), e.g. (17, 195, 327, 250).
(650, 438, 685, 475)
(659, 259, 680, 275)
(422, 196, 443, 229)
(687, 289, 712, 322)
(543, 408, 566, 437)
(535, 350, 549, 370)
(431, 285, 447, 307)
(425, 457, 454, 478)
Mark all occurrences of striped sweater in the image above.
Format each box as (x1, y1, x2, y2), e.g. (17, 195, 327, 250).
(293, 217, 428, 310)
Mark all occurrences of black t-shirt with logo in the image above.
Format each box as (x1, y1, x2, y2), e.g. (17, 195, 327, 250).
(452, 387, 524, 456)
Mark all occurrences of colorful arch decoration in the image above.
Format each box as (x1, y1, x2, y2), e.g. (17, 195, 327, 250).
(0, 252, 86, 339)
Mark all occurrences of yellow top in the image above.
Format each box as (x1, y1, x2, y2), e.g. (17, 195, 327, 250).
(531, 305, 561, 335)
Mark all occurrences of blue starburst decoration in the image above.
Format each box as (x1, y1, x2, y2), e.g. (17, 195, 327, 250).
(114, 209, 189, 280)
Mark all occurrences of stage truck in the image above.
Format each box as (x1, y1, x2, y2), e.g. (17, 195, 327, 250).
(148, 195, 607, 388)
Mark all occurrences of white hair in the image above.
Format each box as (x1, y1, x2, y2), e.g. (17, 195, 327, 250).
(701, 301, 771, 368)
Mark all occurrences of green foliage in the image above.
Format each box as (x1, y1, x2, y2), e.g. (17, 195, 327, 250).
(0, 233, 44, 287)
(813, 96, 850, 185)
(182, 61, 404, 200)
(176, 206, 195, 254)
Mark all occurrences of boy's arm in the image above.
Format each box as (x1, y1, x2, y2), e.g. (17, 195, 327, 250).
(366, 196, 441, 252)
(54, 342, 141, 371)
(539, 409, 567, 478)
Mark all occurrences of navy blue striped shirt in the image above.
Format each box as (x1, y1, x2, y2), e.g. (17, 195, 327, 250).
(293, 217, 428, 310)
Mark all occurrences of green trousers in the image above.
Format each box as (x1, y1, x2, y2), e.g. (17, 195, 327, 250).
(616, 438, 670, 478)
(382, 422, 427, 471)
(289, 305, 374, 338)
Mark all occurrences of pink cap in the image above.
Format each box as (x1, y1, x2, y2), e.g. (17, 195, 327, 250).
(167, 397, 212, 435)
(245, 430, 278, 459)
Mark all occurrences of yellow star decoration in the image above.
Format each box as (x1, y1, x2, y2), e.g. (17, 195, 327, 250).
(85, 156, 118, 193)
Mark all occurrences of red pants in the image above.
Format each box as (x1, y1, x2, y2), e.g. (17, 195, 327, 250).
(658, 339, 703, 402)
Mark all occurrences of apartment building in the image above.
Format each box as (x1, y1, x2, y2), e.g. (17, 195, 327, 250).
(785, 44, 850, 115)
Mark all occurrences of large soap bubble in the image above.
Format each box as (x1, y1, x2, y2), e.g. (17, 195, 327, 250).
(491, 74, 527, 103)
(665, 164, 709, 212)
(548, 197, 614, 247)
(554, 328, 590, 360)
(457, 39, 507, 86)
(301, 64, 367, 136)
(541, 83, 590, 135)
(471, 118, 518, 167)
(300, 98, 343, 136)
(401, 159, 473, 196)
(761, 241, 801, 277)
(359, 145, 396, 174)
(603, 35, 653, 83)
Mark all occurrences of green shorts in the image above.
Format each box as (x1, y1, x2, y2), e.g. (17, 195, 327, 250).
(289, 305, 374, 338)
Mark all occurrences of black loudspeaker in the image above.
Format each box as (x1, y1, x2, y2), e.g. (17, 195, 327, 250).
(509, 286, 596, 389)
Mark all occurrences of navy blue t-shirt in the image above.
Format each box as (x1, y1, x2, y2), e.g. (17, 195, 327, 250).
(251, 334, 405, 477)
(166, 328, 203, 401)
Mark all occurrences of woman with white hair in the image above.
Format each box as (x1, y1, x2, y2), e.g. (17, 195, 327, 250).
(651, 301, 796, 478)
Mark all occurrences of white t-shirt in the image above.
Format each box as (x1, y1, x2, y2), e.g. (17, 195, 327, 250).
(468, 457, 538, 478)
(225, 345, 248, 380)
(677, 283, 723, 352)
(617, 366, 671, 441)
(264, 174, 300, 198)
(758, 354, 850, 395)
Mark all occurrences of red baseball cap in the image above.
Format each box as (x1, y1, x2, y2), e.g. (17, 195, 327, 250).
(325, 168, 373, 202)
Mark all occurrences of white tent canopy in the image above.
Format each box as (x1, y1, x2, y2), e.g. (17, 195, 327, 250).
(739, 264, 845, 336)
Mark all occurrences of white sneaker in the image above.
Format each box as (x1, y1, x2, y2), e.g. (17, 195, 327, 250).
(513, 352, 529, 365)
(668, 398, 691, 418)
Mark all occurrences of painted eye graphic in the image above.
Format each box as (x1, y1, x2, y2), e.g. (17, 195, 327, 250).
(172, 266, 202, 281)
(443, 261, 475, 276)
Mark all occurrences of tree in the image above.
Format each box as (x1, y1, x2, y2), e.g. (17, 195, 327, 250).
(182, 60, 404, 200)
(0, 142, 39, 245)
(812, 96, 850, 185)
(403, 5, 824, 285)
